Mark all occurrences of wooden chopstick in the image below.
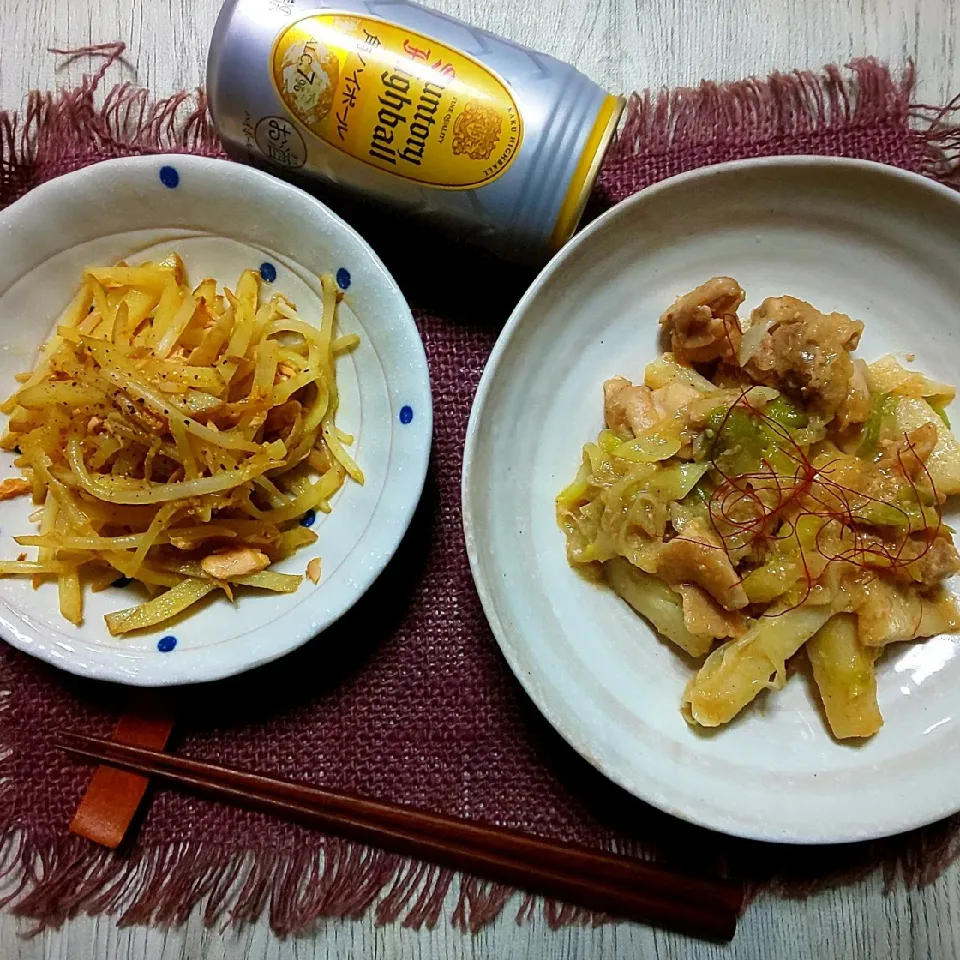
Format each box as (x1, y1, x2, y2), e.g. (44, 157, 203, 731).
(59, 733, 743, 940)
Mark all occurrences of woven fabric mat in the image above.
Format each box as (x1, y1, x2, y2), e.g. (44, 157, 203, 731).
(1, 50, 960, 935)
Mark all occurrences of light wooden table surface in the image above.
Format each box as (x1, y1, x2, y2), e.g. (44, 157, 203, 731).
(1, 1, 959, 958)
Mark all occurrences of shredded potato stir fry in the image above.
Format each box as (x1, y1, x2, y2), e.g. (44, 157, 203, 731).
(0, 254, 362, 634)
(558, 277, 960, 740)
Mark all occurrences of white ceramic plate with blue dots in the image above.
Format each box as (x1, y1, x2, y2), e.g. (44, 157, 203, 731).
(0, 154, 432, 686)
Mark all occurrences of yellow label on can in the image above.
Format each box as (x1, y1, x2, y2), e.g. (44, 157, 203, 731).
(271, 14, 523, 189)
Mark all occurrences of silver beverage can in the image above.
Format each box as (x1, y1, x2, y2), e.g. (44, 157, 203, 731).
(206, 0, 625, 260)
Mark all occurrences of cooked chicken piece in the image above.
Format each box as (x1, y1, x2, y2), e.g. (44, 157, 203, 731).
(306, 557, 322, 584)
(659, 277, 744, 365)
(655, 519, 749, 610)
(904, 535, 960, 583)
(816, 450, 902, 515)
(603, 377, 659, 439)
(878, 422, 938, 479)
(677, 583, 746, 640)
(744, 296, 864, 419)
(651, 382, 701, 420)
(264, 399, 302, 435)
(854, 578, 960, 646)
(200, 547, 270, 580)
(0, 478, 32, 501)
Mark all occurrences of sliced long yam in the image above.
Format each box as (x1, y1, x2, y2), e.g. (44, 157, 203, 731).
(165, 520, 280, 549)
(130, 502, 180, 574)
(2, 282, 94, 412)
(148, 279, 183, 348)
(23, 453, 94, 531)
(188, 306, 234, 366)
(58, 568, 83, 626)
(154, 293, 198, 359)
(807, 615, 883, 740)
(270, 526, 318, 560)
(605, 557, 714, 659)
(322, 421, 363, 483)
(105, 578, 217, 636)
(140, 362, 225, 395)
(231, 571, 303, 593)
(249, 465, 344, 523)
(15, 532, 148, 551)
(16, 382, 107, 408)
(85, 265, 176, 291)
(123, 288, 161, 339)
(0, 560, 75, 575)
(102, 554, 183, 588)
(84, 339, 262, 453)
(33, 491, 59, 589)
(682, 606, 832, 727)
(331, 333, 360, 354)
(253, 339, 280, 395)
(68, 438, 280, 504)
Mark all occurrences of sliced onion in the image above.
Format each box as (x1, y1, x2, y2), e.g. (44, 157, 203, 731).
(737, 318, 775, 366)
(68, 438, 280, 505)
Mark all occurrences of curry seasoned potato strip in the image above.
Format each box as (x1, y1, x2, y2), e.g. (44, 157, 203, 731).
(557, 276, 960, 741)
(0, 254, 362, 634)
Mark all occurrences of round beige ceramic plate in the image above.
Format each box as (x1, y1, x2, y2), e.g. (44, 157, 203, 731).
(462, 157, 960, 843)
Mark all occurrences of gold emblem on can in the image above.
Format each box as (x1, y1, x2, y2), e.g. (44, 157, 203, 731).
(451, 102, 503, 161)
(271, 15, 524, 188)
(277, 39, 340, 127)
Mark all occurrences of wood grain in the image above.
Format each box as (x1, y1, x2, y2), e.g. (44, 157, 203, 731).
(1, 1, 959, 958)
(1, 0, 959, 109)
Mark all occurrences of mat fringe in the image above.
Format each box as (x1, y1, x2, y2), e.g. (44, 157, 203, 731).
(1, 44, 960, 936)
(604, 57, 959, 190)
(612, 60, 911, 154)
(0, 43, 221, 205)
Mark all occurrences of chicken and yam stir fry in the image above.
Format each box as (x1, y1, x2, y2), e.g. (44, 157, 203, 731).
(557, 277, 960, 740)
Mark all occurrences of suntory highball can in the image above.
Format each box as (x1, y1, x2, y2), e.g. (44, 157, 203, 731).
(207, 0, 625, 260)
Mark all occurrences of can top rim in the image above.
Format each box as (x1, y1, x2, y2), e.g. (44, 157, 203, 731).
(548, 95, 627, 254)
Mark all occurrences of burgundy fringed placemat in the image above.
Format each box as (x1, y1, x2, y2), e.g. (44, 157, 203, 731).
(1, 49, 960, 935)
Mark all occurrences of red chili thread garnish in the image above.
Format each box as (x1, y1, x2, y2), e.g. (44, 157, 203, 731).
(699, 388, 942, 616)
(720, 313, 742, 364)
